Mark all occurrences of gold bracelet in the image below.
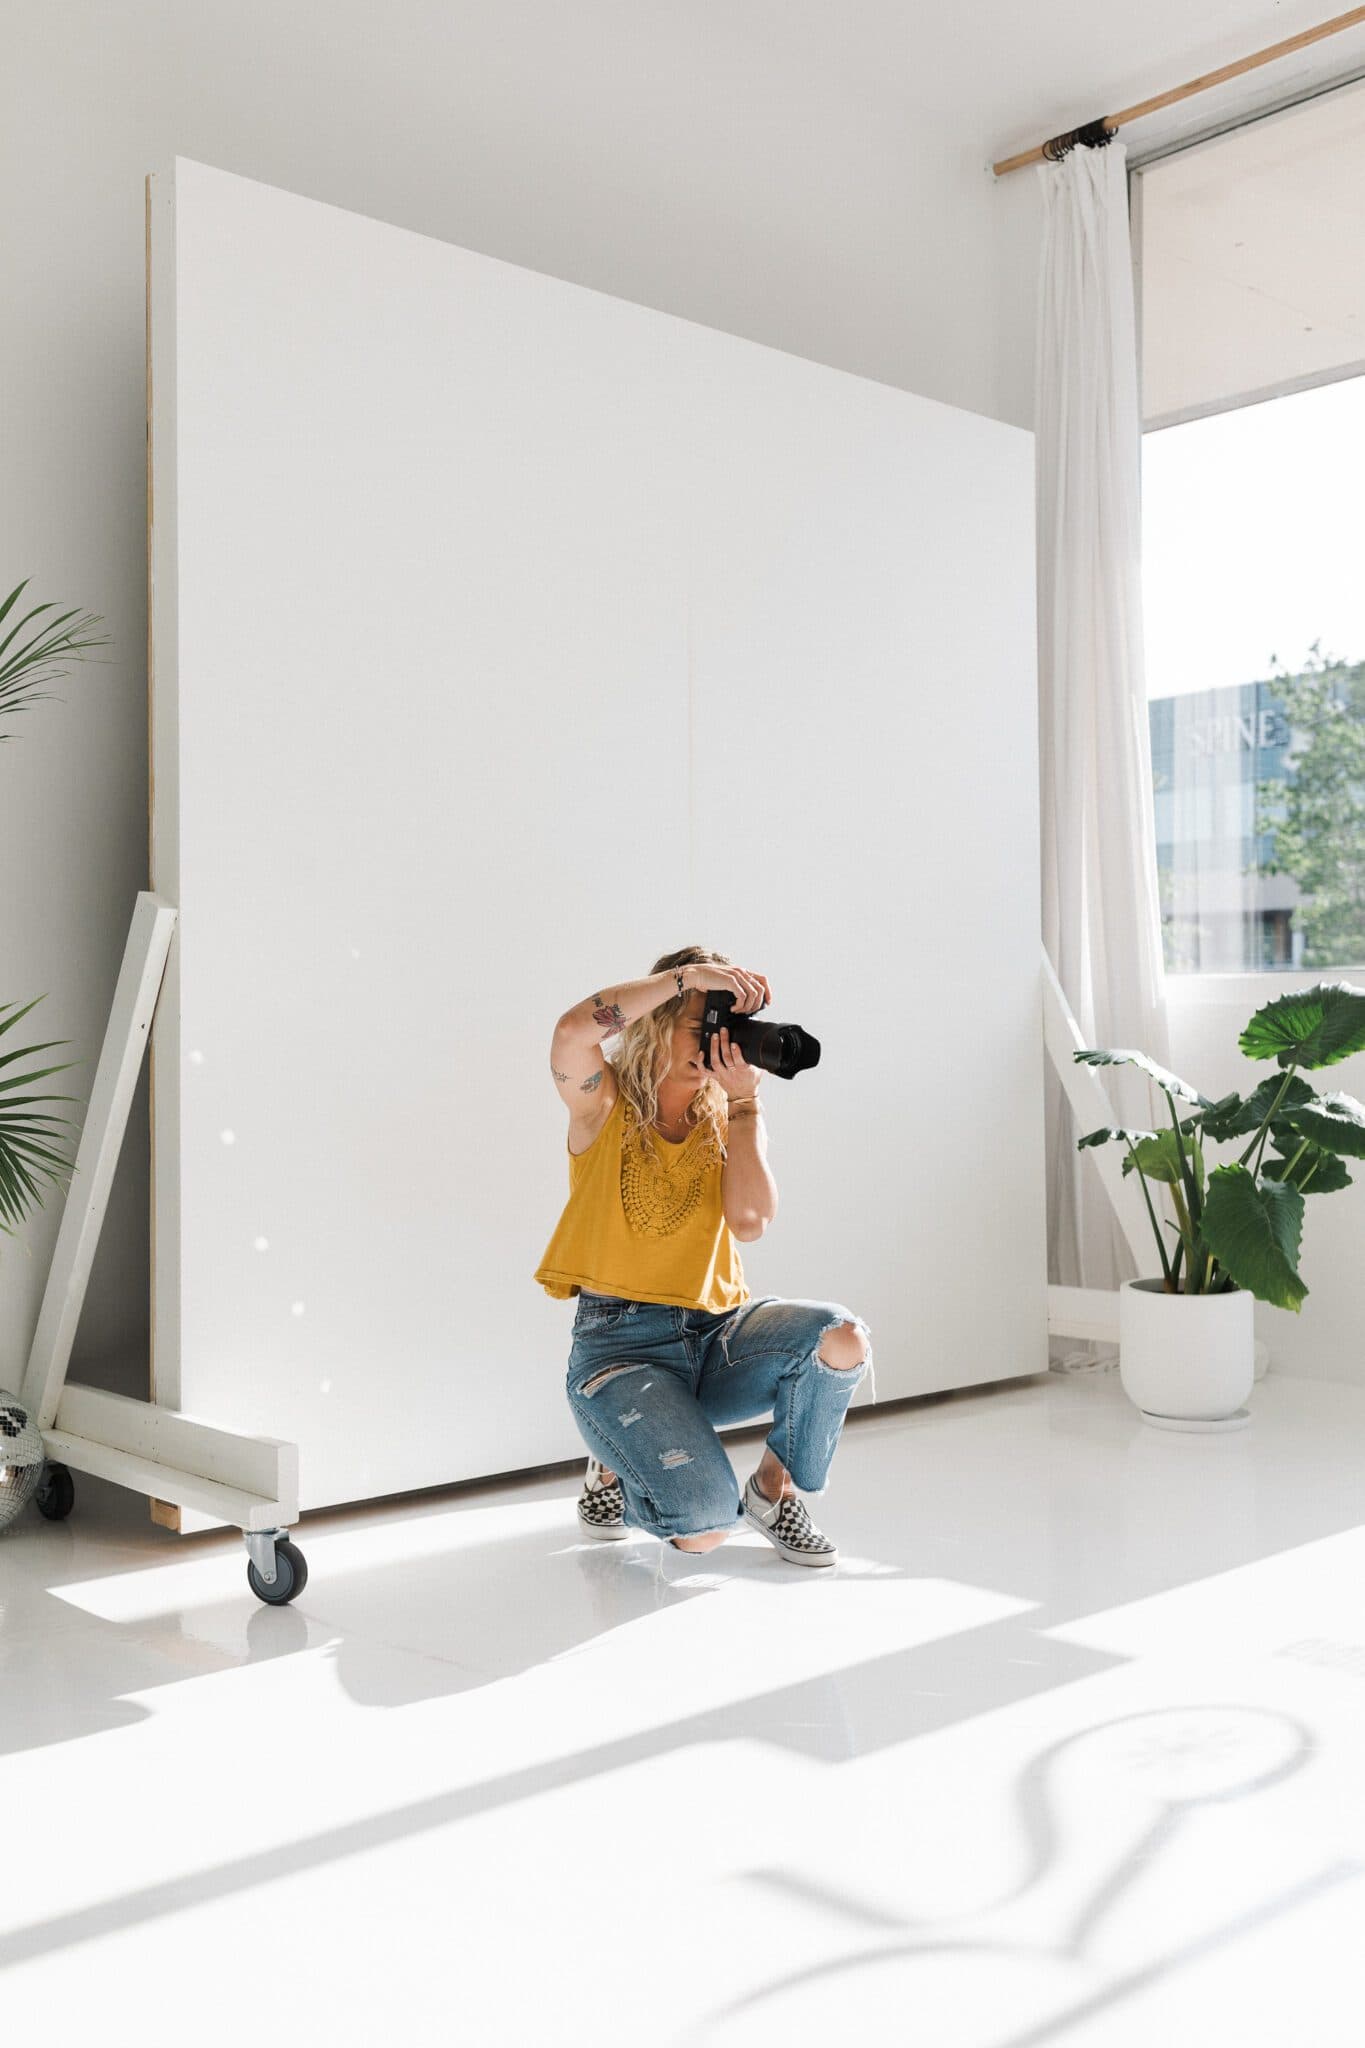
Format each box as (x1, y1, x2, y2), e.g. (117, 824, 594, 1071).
(727, 1096, 763, 1117)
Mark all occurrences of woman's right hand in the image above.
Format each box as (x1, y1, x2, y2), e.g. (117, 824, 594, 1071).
(683, 962, 771, 1012)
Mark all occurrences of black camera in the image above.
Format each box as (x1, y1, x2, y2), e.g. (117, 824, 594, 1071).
(699, 988, 821, 1081)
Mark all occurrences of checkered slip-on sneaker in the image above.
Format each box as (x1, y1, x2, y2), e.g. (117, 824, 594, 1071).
(577, 1456, 628, 1541)
(741, 1470, 837, 1567)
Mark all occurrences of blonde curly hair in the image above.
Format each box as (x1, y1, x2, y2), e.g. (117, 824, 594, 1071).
(608, 944, 738, 1172)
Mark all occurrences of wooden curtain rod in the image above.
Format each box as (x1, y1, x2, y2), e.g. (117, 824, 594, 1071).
(992, 4, 1365, 175)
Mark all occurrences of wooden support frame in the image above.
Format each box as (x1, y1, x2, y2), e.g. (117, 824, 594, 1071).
(18, 891, 298, 1533)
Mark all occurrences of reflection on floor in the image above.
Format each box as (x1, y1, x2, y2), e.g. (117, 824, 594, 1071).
(4, 1364, 1365, 2045)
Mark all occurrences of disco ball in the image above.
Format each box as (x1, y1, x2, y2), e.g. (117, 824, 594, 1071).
(0, 1390, 46, 1531)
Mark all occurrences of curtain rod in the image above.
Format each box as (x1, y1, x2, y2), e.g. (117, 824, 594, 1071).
(992, 4, 1365, 175)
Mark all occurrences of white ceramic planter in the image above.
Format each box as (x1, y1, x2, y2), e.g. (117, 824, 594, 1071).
(1118, 1276, 1255, 1426)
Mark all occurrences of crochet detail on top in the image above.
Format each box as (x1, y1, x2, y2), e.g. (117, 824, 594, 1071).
(620, 1106, 718, 1240)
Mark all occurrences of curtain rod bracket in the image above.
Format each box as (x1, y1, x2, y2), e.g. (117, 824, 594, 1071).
(1042, 116, 1118, 161)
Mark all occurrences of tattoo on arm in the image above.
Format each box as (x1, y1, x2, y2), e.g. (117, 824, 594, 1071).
(590, 991, 627, 1032)
(551, 1061, 604, 1096)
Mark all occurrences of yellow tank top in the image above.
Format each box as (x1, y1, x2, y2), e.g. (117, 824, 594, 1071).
(533, 1088, 750, 1312)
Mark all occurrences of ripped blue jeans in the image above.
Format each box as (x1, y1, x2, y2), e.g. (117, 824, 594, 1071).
(565, 1292, 875, 1542)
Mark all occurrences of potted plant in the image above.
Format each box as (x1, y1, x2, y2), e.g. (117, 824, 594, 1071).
(0, 578, 107, 1242)
(1074, 979, 1365, 1425)
(0, 577, 105, 1533)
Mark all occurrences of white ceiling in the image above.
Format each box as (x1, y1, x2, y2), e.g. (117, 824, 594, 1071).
(679, 1, 1365, 160)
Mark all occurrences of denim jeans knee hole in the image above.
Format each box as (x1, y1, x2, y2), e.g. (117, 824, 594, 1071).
(815, 1320, 871, 1372)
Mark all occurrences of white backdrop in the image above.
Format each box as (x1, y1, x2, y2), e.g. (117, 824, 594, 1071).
(148, 154, 1046, 1526)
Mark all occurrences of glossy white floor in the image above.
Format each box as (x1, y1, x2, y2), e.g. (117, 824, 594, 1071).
(4, 1362, 1365, 2045)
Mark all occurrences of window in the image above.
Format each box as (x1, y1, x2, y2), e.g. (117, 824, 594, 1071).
(1133, 78, 1365, 974)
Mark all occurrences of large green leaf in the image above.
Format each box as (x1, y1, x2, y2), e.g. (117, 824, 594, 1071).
(1199, 1163, 1307, 1311)
(1277, 1090, 1365, 1160)
(1122, 1125, 1204, 1191)
(1262, 1135, 1353, 1194)
(1078, 1113, 1207, 1149)
(1076, 1125, 1157, 1152)
(1238, 981, 1365, 1070)
(1199, 1075, 1315, 1142)
(1073, 1047, 1219, 1107)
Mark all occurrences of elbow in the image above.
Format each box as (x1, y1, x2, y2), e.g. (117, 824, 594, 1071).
(729, 1215, 769, 1243)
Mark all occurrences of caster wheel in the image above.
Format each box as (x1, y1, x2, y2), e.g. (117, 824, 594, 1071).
(35, 1462, 75, 1520)
(247, 1537, 308, 1606)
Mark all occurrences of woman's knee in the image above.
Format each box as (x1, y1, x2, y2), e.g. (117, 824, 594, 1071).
(815, 1317, 871, 1370)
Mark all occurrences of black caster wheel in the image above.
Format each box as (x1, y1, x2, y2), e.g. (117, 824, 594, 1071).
(247, 1537, 308, 1606)
(35, 1462, 75, 1520)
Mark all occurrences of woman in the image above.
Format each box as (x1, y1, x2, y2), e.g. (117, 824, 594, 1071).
(534, 945, 874, 1567)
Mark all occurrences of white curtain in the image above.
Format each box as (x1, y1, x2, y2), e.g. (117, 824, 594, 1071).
(1034, 138, 1172, 1341)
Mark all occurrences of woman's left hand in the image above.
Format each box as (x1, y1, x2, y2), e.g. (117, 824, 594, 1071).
(711, 1026, 763, 1101)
